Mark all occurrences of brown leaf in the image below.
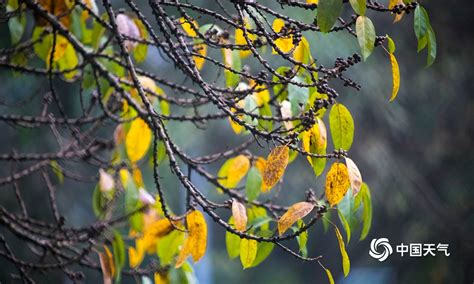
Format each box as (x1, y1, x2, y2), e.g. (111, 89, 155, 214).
(278, 202, 314, 235)
(345, 157, 362, 196)
(262, 146, 289, 190)
(232, 200, 247, 232)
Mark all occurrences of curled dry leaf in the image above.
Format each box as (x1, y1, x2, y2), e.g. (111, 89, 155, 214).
(278, 202, 315, 235)
(345, 157, 362, 196)
(116, 14, 140, 51)
(262, 146, 289, 190)
(99, 168, 114, 193)
(232, 200, 248, 232)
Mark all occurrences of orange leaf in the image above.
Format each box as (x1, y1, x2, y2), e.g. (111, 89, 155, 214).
(278, 202, 314, 235)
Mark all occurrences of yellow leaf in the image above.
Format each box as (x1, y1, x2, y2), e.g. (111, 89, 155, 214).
(179, 18, 198, 37)
(335, 226, 350, 277)
(345, 157, 362, 196)
(176, 210, 207, 268)
(272, 19, 294, 54)
(307, 0, 318, 3)
(240, 238, 258, 269)
(98, 246, 115, 284)
(254, 157, 270, 191)
(250, 80, 270, 107)
(389, 53, 400, 102)
(232, 200, 248, 232)
(389, 0, 405, 22)
(262, 146, 290, 190)
(293, 37, 311, 64)
(128, 238, 146, 268)
(154, 272, 168, 284)
(46, 36, 69, 62)
(325, 162, 350, 206)
(132, 167, 144, 188)
(193, 43, 207, 70)
(220, 155, 250, 188)
(235, 18, 256, 58)
(302, 118, 327, 166)
(325, 268, 335, 284)
(277, 202, 314, 235)
(125, 118, 152, 163)
(37, 0, 72, 28)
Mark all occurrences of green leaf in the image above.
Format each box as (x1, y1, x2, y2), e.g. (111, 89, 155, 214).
(358, 183, 372, 240)
(49, 160, 64, 184)
(426, 26, 437, 67)
(133, 19, 148, 63)
(92, 185, 105, 218)
(356, 16, 376, 61)
(272, 66, 291, 102)
(337, 209, 351, 244)
(240, 238, 258, 269)
(7, 12, 26, 45)
(414, 6, 429, 41)
(317, 0, 343, 33)
(349, 0, 366, 16)
(386, 35, 396, 54)
(247, 206, 270, 231)
(329, 103, 355, 151)
(258, 103, 273, 131)
(288, 76, 309, 116)
(158, 230, 185, 265)
(112, 230, 125, 282)
(246, 167, 262, 202)
(226, 217, 241, 259)
(296, 220, 308, 257)
(223, 49, 241, 88)
(251, 230, 274, 267)
(335, 226, 350, 277)
(322, 209, 331, 233)
(417, 34, 428, 52)
(122, 171, 143, 232)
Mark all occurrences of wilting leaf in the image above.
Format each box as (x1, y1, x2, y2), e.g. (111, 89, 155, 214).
(329, 103, 354, 151)
(335, 226, 350, 277)
(125, 118, 152, 163)
(116, 14, 140, 51)
(176, 210, 207, 267)
(98, 246, 115, 284)
(262, 146, 289, 190)
(278, 202, 314, 235)
(99, 168, 114, 193)
(325, 162, 350, 206)
(317, 0, 343, 33)
(355, 16, 376, 60)
(232, 200, 248, 232)
(302, 118, 327, 176)
(345, 157, 362, 196)
(389, 53, 400, 102)
(325, 268, 335, 284)
(240, 238, 258, 269)
(280, 100, 293, 130)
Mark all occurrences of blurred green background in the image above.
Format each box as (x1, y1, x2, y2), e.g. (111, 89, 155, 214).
(0, 1, 473, 283)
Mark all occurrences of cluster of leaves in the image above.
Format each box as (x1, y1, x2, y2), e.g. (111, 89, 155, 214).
(0, 0, 435, 283)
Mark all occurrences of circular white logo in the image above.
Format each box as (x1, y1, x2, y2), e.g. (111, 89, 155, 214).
(369, 238, 393, 262)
